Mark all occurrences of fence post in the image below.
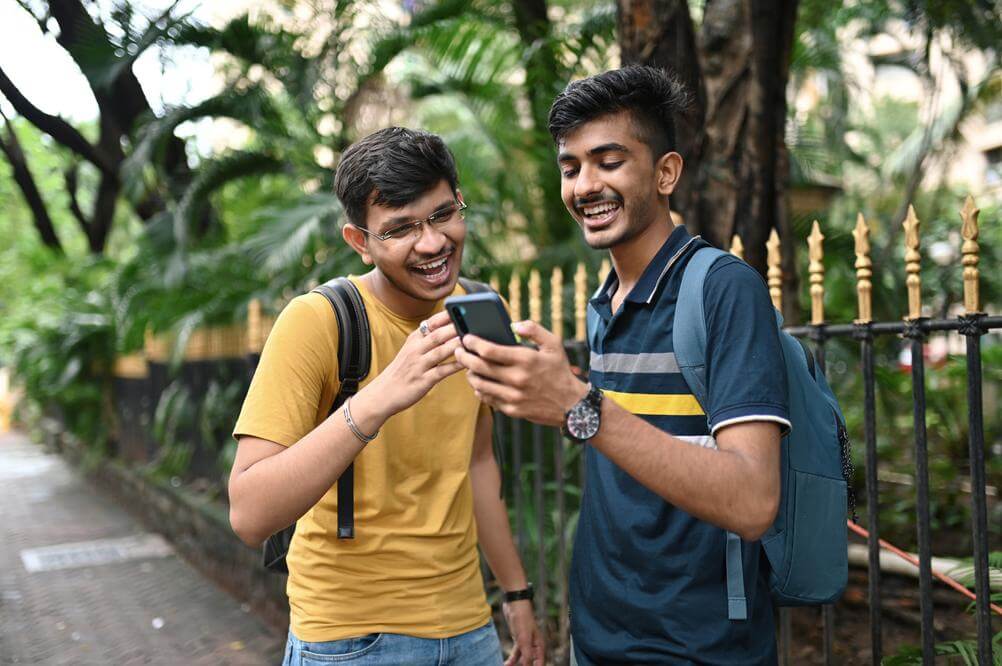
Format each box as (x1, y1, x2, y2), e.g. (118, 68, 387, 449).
(853, 213, 883, 664)
(902, 205, 935, 664)
(959, 196, 994, 664)
(767, 229, 782, 311)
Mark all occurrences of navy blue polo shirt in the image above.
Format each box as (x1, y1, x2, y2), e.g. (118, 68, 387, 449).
(570, 225, 790, 665)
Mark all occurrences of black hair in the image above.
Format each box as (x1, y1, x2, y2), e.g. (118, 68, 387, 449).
(547, 66, 691, 159)
(333, 127, 459, 228)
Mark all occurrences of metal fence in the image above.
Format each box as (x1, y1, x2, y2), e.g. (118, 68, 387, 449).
(109, 196, 999, 664)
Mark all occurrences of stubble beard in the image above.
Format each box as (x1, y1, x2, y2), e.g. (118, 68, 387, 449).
(582, 196, 657, 250)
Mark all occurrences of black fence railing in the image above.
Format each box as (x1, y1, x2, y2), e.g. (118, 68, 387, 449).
(490, 313, 999, 665)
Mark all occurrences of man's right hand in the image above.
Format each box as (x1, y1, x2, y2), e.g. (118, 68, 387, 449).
(362, 310, 463, 416)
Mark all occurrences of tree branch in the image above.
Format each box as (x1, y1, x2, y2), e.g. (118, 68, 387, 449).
(0, 112, 63, 252)
(0, 66, 116, 174)
(64, 164, 90, 232)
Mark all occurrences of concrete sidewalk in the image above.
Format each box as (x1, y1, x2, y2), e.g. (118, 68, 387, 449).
(0, 432, 286, 665)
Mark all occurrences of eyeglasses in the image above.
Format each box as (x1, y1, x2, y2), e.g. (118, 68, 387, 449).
(352, 201, 467, 243)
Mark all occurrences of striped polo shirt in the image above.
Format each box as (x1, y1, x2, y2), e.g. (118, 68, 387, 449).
(570, 225, 790, 665)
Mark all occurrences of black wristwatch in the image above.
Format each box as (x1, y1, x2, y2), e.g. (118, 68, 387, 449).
(503, 583, 534, 603)
(562, 384, 603, 443)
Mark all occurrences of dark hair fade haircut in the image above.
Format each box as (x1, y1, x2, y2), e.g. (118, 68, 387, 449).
(547, 66, 692, 160)
(334, 127, 459, 228)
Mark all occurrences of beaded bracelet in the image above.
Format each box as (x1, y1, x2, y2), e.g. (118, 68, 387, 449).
(343, 397, 378, 444)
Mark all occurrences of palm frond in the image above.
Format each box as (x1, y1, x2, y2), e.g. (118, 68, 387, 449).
(123, 86, 284, 201)
(238, 193, 343, 276)
(173, 151, 284, 250)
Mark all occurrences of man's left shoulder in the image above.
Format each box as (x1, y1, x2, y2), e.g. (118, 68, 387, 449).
(702, 254, 769, 293)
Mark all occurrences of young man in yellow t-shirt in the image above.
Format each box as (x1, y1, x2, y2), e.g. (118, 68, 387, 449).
(229, 127, 543, 666)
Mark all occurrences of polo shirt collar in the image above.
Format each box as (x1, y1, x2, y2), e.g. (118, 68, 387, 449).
(592, 224, 701, 307)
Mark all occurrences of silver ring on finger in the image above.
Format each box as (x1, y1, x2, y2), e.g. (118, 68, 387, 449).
(419, 320, 431, 337)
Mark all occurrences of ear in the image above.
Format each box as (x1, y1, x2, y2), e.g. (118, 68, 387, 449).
(342, 224, 374, 265)
(455, 188, 465, 205)
(656, 152, 684, 197)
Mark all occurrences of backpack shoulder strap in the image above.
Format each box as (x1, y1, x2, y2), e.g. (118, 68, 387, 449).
(310, 277, 371, 539)
(672, 246, 729, 410)
(671, 246, 749, 622)
(458, 277, 491, 294)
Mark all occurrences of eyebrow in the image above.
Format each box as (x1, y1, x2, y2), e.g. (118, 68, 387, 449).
(383, 199, 455, 226)
(557, 142, 631, 163)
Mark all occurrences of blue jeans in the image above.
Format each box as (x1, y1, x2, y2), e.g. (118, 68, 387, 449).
(282, 621, 503, 666)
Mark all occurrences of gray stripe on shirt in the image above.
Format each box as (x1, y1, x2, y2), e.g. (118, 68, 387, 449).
(589, 352, 680, 374)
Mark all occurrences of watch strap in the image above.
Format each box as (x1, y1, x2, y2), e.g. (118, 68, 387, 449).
(503, 583, 534, 603)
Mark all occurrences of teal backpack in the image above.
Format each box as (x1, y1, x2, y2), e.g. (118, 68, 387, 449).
(672, 246, 852, 620)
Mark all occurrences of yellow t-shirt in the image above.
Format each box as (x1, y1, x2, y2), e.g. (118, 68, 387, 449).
(233, 276, 491, 641)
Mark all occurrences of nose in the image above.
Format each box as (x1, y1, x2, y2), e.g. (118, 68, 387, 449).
(573, 164, 604, 201)
(412, 220, 447, 255)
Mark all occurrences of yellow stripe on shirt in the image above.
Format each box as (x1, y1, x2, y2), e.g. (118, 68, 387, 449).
(604, 390, 705, 416)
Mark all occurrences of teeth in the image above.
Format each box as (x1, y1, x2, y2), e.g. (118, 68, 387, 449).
(583, 202, 618, 216)
(415, 257, 448, 270)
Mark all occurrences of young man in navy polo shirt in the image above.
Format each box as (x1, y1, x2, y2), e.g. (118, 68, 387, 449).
(455, 66, 791, 664)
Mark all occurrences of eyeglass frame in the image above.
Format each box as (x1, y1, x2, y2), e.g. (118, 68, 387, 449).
(349, 201, 468, 243)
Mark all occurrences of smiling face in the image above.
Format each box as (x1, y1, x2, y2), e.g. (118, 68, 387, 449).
(557, 111, 682, 250)
(343, 179, 466, 316)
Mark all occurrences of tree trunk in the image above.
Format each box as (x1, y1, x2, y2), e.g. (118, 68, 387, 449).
(618, 0, 801, 320)
(512, 0, 573, 247)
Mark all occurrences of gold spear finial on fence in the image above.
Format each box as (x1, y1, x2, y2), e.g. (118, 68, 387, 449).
(529, 269, 542, 322)
(903, 205, 922, 320)
(853, 213, 873, 324)
(961, 195, 981, 314)
(599, 258, 611, 286)
(808, 221, 825, 325)
(551, 267, 564, 339)
(730, 234, 744, 260)
(574, 263, 588, 340)
(767, 228, 783, 311)
(509, 272, 522, 321)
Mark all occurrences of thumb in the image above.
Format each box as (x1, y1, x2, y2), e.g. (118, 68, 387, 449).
(511, 320, 558, 349)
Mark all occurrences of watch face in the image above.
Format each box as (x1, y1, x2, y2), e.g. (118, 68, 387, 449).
(567, 402, 600, 440)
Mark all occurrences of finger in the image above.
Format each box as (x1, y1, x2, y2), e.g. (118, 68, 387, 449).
(518, 641, 532, 666)
(425, 310, 454, 331)
(505, 644, 520, 666)
(425, 337, 464, 367)
(422, 319, 459, 346)
(462, 335, 530, 364)
(454, 346, 506, 381)
(532, 632, 545, 663)
(511, 320, 559, 350)
(466, 372, 522, 404)
(427, 361, 463, 382)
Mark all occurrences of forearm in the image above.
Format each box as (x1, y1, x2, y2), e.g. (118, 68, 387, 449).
(228, 387, 391, 546)
(470, 455, 529, 592)
(590, 400, 778, 540)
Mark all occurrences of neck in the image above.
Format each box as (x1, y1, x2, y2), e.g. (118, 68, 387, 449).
(362, 269, 441, 319)
(609, 214, 677, 293)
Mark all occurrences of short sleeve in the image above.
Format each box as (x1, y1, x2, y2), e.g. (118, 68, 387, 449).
(232, 294, 340, 447)
(702, 257, 790, 436)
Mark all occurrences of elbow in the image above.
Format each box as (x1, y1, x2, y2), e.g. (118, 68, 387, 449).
(229, 504, 266, 549)
(736, 486, 780, 542)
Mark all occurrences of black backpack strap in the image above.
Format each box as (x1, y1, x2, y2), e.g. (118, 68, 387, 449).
(457, 277, 505, 498)
(312, 277, 371, 539)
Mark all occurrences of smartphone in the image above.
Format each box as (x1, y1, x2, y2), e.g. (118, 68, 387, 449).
(444, 292, 519, 346)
